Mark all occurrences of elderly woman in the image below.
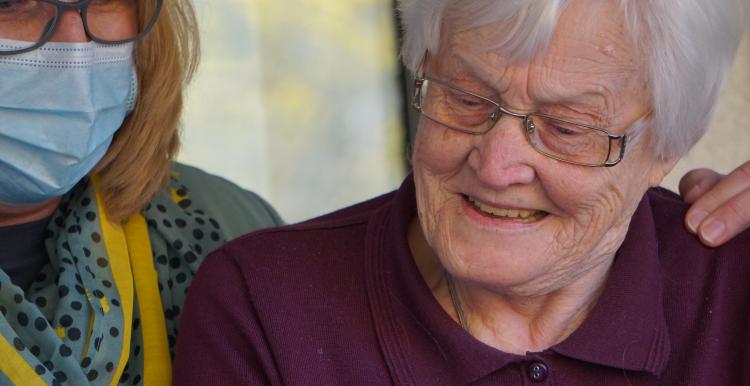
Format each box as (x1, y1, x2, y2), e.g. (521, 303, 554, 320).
(173, 0, 750, 385)
(0, 1, 280, 385)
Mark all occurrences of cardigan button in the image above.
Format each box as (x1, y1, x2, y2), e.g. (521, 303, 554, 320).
(527, 361, 549, 382)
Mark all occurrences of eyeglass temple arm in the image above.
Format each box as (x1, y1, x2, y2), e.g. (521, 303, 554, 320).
(411, 52, 429, 110)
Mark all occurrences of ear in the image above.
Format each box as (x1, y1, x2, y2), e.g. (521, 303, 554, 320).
(648, 156, 679, 187)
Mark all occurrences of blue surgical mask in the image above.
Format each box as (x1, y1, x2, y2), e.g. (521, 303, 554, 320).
(0, 39, 137, 206)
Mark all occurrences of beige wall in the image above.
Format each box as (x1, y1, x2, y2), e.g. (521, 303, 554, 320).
(662, 33, 750, 191)
(179, 0, 405, 223)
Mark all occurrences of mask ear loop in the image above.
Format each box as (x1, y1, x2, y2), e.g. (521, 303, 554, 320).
(120, 42, 138, 114)
(126, 65, 138, 113)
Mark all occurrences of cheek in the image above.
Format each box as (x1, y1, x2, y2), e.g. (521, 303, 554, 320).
(556, 184, 625, 247)
(547, 161, 652, 262)
(412, 127, 469, 262)
(124, 5, 140, 36)
(537, 168, 632, 256)
(412, 121, 472, 176)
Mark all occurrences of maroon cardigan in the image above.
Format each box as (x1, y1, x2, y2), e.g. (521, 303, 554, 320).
(173, 176, 750, 385)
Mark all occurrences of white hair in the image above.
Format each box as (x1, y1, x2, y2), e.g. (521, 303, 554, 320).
(398, 0, 749, 159)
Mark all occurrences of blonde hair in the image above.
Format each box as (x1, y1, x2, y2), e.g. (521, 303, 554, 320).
(94, 0, 200, 223)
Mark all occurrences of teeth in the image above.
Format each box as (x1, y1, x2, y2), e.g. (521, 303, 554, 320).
(468, 197, 546, 221)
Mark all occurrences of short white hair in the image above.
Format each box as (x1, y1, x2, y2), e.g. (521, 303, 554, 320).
(398, 0, 749, 159)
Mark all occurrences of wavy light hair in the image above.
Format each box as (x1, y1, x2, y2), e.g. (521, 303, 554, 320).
(94, 0, 200, 223)
(398, 0, 748, 160)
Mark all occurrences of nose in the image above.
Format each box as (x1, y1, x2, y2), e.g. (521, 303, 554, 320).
(48, 10, 90, 43)
(468, 116, 537, 189)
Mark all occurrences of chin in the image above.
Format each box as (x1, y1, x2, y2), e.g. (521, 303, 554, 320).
(429, 213, 563, 285)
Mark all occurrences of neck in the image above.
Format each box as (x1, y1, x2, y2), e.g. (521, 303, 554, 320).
(408, 218, 614, 355)
(450, 265, 610, 354)
(0, 198, 61, 227)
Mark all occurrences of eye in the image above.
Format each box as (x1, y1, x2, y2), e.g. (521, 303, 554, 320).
(445, 90, 491, 112)
(546, 121, 590, 137)
(554, 125, 577, 135)
(459, 96, 481, 107)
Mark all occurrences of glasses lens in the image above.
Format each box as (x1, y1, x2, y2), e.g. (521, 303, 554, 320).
(87, 0, 160, 42)
(0, 0, 55, 52)
(418, 79, 497, 134)
(527, 115, 612, 166)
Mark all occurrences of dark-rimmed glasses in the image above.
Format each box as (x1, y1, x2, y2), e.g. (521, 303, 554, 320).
(412, 74, 629, 167)
(0, 0, 163, 55)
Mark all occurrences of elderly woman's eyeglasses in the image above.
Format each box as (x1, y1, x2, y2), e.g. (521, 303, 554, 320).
(0, 0, 162, 55)
(412, 75, 628, 167)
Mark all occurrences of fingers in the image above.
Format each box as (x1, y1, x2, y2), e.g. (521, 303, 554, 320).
(678, 168, 723, 204)
(684, 161, 750, 246)
(692, 187, 750, 246)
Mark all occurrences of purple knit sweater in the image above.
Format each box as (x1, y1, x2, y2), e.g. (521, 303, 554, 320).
(173, 176, 750, 385)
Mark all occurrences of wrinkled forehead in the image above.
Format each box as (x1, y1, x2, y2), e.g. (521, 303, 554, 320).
(435, 0, 644, 78)
(430, 0, 649, 117)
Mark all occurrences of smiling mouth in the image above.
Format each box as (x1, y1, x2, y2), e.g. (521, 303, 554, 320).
(464, 195, 549, 223)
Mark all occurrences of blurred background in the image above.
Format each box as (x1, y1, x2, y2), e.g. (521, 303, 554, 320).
(178, 0, 750, 223)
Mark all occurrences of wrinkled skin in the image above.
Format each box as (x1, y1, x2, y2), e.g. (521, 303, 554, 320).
(408, 0, 676, 353)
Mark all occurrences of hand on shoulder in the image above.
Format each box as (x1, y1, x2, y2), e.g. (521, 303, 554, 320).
(680, 160, 750, 247)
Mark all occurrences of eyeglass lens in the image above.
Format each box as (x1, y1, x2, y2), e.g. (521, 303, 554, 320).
(417, 78, 618, 166)
(0, 0, 159, 53)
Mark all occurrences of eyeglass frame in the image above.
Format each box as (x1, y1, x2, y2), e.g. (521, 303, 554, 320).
(411, 70, 629, 168)
(0, 0, 163, 56)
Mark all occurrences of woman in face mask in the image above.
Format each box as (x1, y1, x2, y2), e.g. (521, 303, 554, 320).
(0, 1, 282, 385)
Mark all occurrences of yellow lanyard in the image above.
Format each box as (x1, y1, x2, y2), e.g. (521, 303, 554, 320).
(0, 179, 171, 385)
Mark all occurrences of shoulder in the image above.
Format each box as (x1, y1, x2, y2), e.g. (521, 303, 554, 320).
(645, 191, 750, 370)
(646, 187, 750, 258)
(645, 187, 750, 309)
(166, 162, 283, 239)
(222, 189, 395, 260)
(178, 191, 400, 385)
(206, 190, 396, 291)
(645, 187, 691, 240)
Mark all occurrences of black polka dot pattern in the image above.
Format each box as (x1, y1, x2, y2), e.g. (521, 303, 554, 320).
(0, 183, 130, 384)
(0, 168, 257, 385)
(115, 173, 229, 379)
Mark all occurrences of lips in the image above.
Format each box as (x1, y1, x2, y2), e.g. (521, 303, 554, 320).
(464, 195, 549, 222)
